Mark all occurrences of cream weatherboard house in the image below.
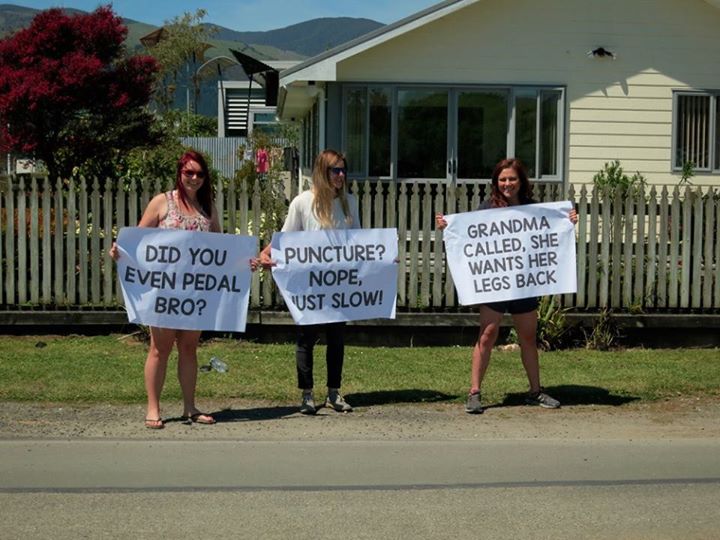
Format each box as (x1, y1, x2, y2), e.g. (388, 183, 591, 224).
(276, 0, 720, 188)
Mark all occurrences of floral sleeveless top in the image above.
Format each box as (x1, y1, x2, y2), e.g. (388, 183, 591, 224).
(158, 191, 211, 232)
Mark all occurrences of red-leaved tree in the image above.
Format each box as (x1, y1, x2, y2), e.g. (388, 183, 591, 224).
(0, 6, 159, 180)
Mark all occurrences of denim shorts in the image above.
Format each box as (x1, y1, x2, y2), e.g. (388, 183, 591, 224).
(485, 297, 539, 315)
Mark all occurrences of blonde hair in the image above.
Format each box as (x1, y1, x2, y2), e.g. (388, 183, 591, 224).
(311, 149, 352, 229)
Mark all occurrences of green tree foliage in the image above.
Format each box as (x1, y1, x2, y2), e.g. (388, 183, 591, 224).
(142, 9, 217, 113)
(0, 7, 159, 180)
(116, 110, 218, 185)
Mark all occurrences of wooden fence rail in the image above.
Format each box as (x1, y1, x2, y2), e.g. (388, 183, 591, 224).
(1, 175, 718, 313)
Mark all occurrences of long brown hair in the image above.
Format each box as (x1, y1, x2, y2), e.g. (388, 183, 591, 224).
(175, 150, 213, 216)
(311, 149, 352, 229)
(489, 158, 534, 207)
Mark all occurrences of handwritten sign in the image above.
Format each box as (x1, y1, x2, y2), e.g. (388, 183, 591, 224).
(270, 228, 398, 325)
(442, 201, 576, 305)
(116, 227, 256, 331)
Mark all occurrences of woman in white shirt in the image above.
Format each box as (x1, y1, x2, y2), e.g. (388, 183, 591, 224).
(260, 149, 360, 415)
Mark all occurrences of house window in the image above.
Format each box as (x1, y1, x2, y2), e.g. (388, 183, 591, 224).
(345, 88, 366, 175)
(673, 92, 719, 172)
(300, 102, 321, 170)
(397, 89, 448, 178)
(369, 88, 391, 177)
(249, 110, 282, 137)
(457, 90, 508, 179)
(342, 84, 564, 181)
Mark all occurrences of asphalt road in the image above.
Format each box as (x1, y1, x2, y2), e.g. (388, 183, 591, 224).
(2, 437, 719, 539)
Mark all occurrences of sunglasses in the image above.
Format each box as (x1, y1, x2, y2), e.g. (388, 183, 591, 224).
(328, 166, 347, 176)
(182, 169, 205, 179)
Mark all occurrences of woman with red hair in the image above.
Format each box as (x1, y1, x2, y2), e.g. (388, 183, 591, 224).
(111, 150, 221, 429)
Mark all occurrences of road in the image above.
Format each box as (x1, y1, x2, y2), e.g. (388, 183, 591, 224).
(1, 400, 719, 539)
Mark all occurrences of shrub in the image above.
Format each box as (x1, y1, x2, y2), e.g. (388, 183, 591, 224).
(584, 308, 619, 350)
(592, 160, 646, 198)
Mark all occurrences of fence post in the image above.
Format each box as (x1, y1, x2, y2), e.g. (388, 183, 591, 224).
(30, 176, 40, 304)
(645, 186, 658, 308)
(42, 177, 52, 304)
(702, 191, 716, 308)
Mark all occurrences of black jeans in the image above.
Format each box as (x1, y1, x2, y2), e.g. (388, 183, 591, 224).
(295, 322, 346, 390)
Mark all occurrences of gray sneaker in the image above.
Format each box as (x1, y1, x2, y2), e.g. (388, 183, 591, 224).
(300, 391, 316, 415)
(465, 392, 483, 414)
(326, 390, 353, 412)
(525, 388, 561, 409)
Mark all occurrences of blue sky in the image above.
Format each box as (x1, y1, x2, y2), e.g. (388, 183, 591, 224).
(9, 1, 441, 30)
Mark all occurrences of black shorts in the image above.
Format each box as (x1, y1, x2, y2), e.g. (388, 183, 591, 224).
(485, 297, 539, 315)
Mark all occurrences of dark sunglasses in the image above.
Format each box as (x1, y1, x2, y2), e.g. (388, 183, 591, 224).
(328, 166, 347, 176)
(181, 169, 205, 179)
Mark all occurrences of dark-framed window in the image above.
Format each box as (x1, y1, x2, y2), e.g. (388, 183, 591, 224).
(673, 91, 719, 173)
(341, 84, 564, 182)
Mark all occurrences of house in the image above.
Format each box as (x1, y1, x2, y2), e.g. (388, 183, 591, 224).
(218, 60, 298, 137)
(276, 0, 720, 188)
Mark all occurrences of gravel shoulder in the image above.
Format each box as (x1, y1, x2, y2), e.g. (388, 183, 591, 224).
(1, 397, 718, 441)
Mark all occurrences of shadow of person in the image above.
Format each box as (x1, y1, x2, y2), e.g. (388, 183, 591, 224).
(344, 389, 456, 407)
(184, 406, 299, 423)
(487, 385, 639, 409)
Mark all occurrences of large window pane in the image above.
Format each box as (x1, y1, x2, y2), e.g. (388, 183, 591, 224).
(715, 97, 720, 170)
(397, 89, 448, 178)
(345, 88, 366, 174)
(311, 102, 320, 165)
(540, 91, 560, 176)
(457, 91, 508, 179)
(514, 93, 537, 177)
(676, 94, 710, 169)
(369, 88, 391, 177)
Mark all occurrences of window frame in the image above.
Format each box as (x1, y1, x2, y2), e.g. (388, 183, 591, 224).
(341, 82, 565, 183)
(672, 90, 720, 174)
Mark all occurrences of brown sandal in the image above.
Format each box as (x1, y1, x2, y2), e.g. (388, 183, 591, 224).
(182, 412, 215, 425)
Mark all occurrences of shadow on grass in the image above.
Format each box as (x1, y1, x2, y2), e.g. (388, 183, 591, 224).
(345, 389, 457, 407)
(487, 385, 639, 409)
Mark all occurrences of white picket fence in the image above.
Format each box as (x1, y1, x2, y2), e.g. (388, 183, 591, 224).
(1, 175, 718, 313)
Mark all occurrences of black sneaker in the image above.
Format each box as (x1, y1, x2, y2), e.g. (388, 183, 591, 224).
(525, 388, 561, 409)
(465, 391, 483, 414)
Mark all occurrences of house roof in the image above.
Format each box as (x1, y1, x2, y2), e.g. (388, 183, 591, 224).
(277, 0, 720, 117)
(279, 0, 473, 85)
(281, 0, 720, 86)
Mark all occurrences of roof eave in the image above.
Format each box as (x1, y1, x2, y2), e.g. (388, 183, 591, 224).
(279, 0, 476, 86)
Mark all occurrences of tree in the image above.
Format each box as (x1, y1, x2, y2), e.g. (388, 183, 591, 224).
(0, 7, 159, 180)
(142, 9, 217, 114)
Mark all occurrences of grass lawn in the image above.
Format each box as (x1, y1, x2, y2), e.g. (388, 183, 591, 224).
(0, 335, 717, 405)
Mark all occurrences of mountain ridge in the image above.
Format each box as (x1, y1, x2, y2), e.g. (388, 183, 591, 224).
(0, 4, 385, 60)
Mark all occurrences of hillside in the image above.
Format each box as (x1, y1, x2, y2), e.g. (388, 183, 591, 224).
(0, 4, 384, 60)
(206, 17, 384, 57)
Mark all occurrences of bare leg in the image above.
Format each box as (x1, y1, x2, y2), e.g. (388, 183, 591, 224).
(470, 306, 503, 393)
(512, 310, 541, 393)
(176, 330, 205, 417)
(145, 327, 176, 422)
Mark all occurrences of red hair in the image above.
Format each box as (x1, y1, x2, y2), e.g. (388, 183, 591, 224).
(175, 150, 212, 216)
